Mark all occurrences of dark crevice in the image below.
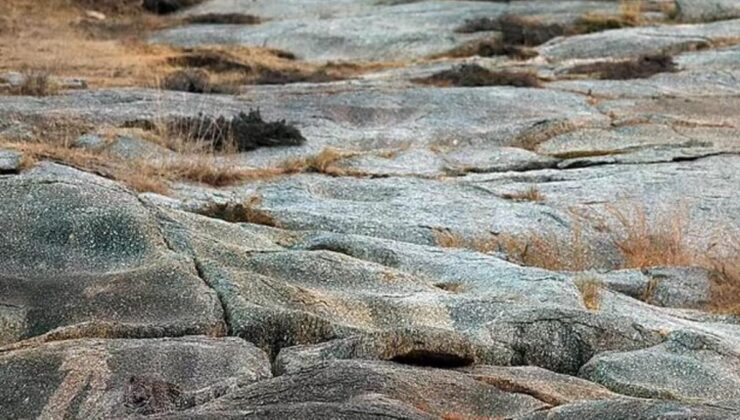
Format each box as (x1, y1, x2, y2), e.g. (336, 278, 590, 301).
(390, 350, 473, 368)
(192, 257, 231, 337)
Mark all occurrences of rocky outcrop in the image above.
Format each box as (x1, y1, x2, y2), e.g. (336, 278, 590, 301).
(0, 164, 225, 345)
(2, 1, 740, 418)
(0, 336, 270, 418)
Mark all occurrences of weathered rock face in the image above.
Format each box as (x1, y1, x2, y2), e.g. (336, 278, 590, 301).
(0, 336, 271, 418)
(2, 0, 740, 418)
(166, 359, 550, 419)
(151, 0, 631, 61)
(0, 164, 225, 345)
(580, 330, 740, 402)
(676, 0, 740, 22)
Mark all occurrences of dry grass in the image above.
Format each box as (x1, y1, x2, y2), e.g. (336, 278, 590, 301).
(416, 64, 542, 88)
(197, 195, 281, 227)
(575, 0, 643, 33)
(575, 276, 603, 311)
(501, 186, 545, 203)
(1, 117, 368, 194)
(607, 205, 693, 268)
(279, 147, 362, 177)
(435, 202, 739, 316)
(4, 70, 61, 96)
(705, 232, 740, 315)
(0, 0, 391, 90)
(566, 53, 677, 80)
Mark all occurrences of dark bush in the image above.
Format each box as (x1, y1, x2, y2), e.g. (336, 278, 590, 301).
(566, 53, 677, 80)
(416, 64, 542, 88)
(160, 69, 210, 93)
(167, 51, 252, 73)
(171, 109, 306, 152)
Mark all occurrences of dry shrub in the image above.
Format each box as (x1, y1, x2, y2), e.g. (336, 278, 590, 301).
(619, 0, 643, 24)
(433, 229, 468, 249)
(606, 204, 693, 268)
(279, 147, 361, 177)
(160, 68, 211, 93)
(433, 38, 538, 60)
(497, 15, 568, 46)
(567, 53, 677, 80)
(705, 232, 740, 315)
(501, 186, 544, 203)
(197, 195, 281, 227)
(167, 110, 306, 152)
(416, 64, 542, 88)
(6, 70, 60, 96)
(0, 0, 384, 90)
(575, 276, 603, 311)
(432, 226, 591, 271)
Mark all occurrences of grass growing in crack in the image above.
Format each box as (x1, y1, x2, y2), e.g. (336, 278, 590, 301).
(566, 53, 677, 80)
(501, 186, 545, 203)
(5, 70, 60, 96)
(279, 147, 361, 177)
(607, 204, 693, 268)
(575, 276, 603, 311)
(416, 64, 542, 88)
(435, 202, 740, 316)
(197, 196, 282, 227)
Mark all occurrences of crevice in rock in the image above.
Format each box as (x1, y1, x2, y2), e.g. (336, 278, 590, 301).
(390, 350, 474, 369)
(192, 257, 232, 337)
(470, 375, 561, 406)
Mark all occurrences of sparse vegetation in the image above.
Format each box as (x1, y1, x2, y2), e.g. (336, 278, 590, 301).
(197, 195, 281, 227)
(279, 147, 361, 177)
(575, 276, 603, 311)
(607, 205, 692, 268)
(501, 186, 545, 202)
(168, 110, 306, 152)
(433, 203, 739, 316)
(416, 64, 542, 88)
(4, 70, 60, 96)
(566, 53, 677, 80)
(161, 68, 212, 93)
(0, 0, 387, 90)
(496, 15, 568, 47)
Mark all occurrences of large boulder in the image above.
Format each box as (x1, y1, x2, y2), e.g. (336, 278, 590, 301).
(0, 336, 271, 418)
(580, 330, 740, 403)
(676, 0, 740, 23)
(165, 359, 549, 419)
(0, 163, 224, 346)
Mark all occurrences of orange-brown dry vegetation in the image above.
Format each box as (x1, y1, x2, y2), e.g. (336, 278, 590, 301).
(0, 0, 389, 90)
(434, 204, 740, 315)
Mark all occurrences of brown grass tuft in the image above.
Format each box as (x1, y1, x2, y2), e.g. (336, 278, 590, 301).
(434, 282, 466, 293)
(198, 195, 281, 227)
(575, 276, 603, 311)
(501, 186, 545, 203)
(0, 0, 392, 90)
(607, 204, 693, 268)
(566, 53, 677, 80)
(416, 64, 542, 88)
(705, 232, 740, 315)
(279, 147, 361, 177)
(6, 70, 60, 96)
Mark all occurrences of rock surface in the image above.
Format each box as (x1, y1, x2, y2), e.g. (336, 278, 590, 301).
(2, 1, 740, 418)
